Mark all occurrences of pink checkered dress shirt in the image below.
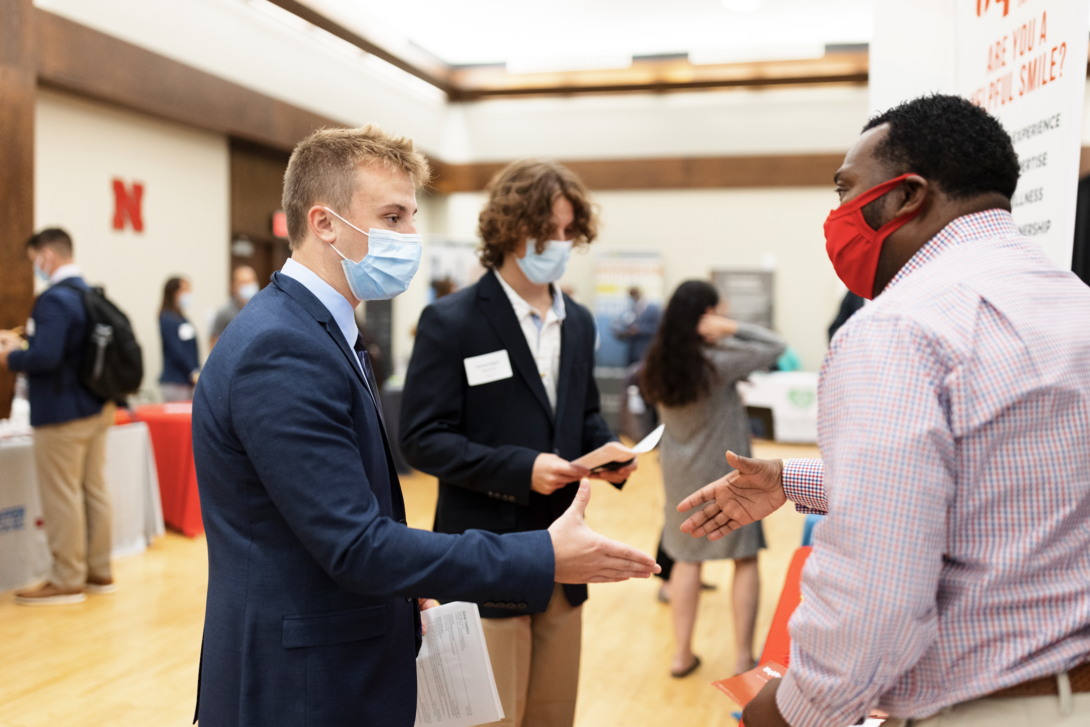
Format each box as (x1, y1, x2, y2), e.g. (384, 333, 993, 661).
(776, 210, 1090, 727)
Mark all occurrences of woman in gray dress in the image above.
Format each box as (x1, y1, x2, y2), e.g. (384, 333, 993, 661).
(642, 280, 785, 678)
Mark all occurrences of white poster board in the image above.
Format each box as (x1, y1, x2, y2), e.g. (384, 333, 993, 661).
(872, 0, 1089, 269)
(957, 0, 1089, 267)
(592, 250, 664, 368)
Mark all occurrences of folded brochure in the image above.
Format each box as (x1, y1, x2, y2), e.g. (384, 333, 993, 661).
(571, 424, 665, 473)
(714, 662, 886, 726)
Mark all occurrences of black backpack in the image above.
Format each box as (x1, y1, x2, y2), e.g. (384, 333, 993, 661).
(55, 280, 144, 401)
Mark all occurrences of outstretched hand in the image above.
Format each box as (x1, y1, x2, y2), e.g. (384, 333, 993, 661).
(549, 479, 660, 584)
(677, 451, 786, 540)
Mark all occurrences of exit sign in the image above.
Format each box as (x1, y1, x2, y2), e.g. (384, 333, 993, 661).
(271, 211, 288, 239)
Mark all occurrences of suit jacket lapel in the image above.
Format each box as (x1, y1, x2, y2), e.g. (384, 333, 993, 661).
(477, 271, 555, 422)
(273, 271, 407, 521)
(272, 272, 367, 390)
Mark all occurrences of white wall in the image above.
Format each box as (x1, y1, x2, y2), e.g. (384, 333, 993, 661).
(443, 86, 871, 162)
(430, 187, 844, 372)
(35, 90, 230, 399)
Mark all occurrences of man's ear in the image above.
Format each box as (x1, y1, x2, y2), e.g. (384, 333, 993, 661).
(308, 205, 337, 244)
(895, 175, 930, 217)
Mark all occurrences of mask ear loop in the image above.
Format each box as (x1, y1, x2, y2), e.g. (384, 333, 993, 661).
(322, 207, 370, 262)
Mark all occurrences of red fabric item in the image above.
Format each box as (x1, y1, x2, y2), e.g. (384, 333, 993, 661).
(823, 174, 919, 299)
(759, 546, 812, 670)
(732, 547, 811, 727)
(133, 403, 202, 536)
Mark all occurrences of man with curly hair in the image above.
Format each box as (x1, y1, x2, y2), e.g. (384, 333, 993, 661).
(401, 159, 636, 727)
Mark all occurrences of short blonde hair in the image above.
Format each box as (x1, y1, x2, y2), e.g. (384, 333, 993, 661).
(282, 125, 432, 248)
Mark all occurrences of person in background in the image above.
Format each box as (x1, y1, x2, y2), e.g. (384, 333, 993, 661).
(209, 265, 258, 349)
(158, 276, 200, 402)
(400, 159, 637, 727)
(0, 228, 116, 605)
(613, 286, 661, 365)
(642, 279, 785, 679)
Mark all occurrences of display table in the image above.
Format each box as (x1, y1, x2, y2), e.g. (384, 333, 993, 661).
(0, 422, 165, 593)
(738, 371, 819, 444)
(132, 403, 202, 536)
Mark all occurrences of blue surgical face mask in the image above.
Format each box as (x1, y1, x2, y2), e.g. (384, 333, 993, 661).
(324, 207, 422, 301)
(33, 260, 50, 283)
(237, 282, 259, 302)
(178, 292, 193, 312)
(517, 239, 572, 285)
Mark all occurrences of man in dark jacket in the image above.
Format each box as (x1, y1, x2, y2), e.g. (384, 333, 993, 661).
(1, 228, 115, 605)
(401, 159, 637, 727)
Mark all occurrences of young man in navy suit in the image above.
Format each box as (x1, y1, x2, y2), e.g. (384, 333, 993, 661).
(190, 126, 658, 727)
(400, 160, 636, 727)
(1, 229, 116, 605)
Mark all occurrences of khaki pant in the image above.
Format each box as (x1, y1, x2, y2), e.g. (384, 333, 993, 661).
(479, 583, 582, 727)
(887, 689, 1090, 726)
(33, 403, 115, 590)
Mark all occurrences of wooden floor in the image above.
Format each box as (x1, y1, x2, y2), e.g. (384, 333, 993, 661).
(0, 440, 817, 727)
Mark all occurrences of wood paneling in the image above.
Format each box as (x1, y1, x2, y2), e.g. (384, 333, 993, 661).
(35, 9, 342, 153)
(451, 51, 869, 100)
(0, 0, 36, 419)
(229, 139, 292, 290)
(431, 154, 847, 194)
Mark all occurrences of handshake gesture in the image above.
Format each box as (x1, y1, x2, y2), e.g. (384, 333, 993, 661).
(545, 449, 789, 584)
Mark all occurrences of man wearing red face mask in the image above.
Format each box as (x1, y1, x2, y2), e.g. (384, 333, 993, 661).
(677, 95, 1090, 727)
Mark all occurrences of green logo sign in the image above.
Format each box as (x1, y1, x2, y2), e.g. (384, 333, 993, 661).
(788, 389, 815, 409)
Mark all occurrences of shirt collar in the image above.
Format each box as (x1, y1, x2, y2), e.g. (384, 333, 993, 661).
(883, 208, 1019, 293)
(50, 264, 82, 284)
(495, 270, 567, 322)
(281, 258, 360, 351)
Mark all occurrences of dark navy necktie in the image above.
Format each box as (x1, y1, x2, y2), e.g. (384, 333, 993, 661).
(354, 335, 385, 422)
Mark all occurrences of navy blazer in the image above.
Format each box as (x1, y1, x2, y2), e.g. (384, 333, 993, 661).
(191, 271, 555, 727)
(7, 277, 104, 427)
(399, 270, 618, 617)
(158, 311, 200, 384)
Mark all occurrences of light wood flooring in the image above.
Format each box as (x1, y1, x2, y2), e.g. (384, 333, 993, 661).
(0, 440, 817, 727)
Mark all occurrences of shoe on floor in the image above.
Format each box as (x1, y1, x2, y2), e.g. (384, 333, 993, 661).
(14, 582, 86, 606)
(86, 576, 116, 595)
(671, 655, 702, 679)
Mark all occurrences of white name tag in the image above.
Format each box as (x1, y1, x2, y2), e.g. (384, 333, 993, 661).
(178, 322, 196, 341)
(26, 317, 36, 338)
(464, 350, 514, 387)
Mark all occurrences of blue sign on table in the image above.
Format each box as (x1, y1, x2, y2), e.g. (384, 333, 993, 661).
(0, 506, 27, 533)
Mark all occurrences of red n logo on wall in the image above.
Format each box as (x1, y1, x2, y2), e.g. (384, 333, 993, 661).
(112, 179, 145, 232)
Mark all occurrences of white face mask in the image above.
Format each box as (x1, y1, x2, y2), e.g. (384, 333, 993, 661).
(237, 282, 259, 302)
(517, 239, 572, 285)
(323, 207, 422, 301)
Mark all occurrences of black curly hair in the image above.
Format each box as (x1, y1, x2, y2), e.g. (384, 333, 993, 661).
(863, 94, 1020, 200)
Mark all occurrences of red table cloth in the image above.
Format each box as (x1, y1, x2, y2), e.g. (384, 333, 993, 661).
(132, 403, 202, 536)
